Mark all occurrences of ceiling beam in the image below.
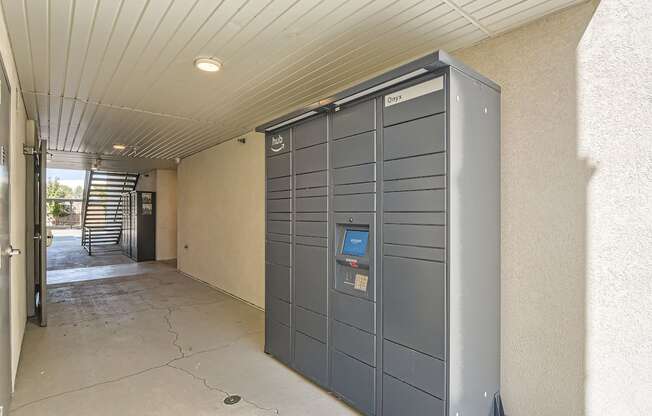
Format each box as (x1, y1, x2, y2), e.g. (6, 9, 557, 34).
(441, 0, 493, 37)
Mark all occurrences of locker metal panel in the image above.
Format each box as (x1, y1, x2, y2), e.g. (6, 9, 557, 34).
(333, 194, 375, 212)
(294, 235, 327, 247)
(294, 332, 328, 386)
(333, 182, 376, 195)
(331, 350, 376, 415)
(266, 241, 291, 267)
(382, 375, 445, 416)
(383, 212, 446, 226)
(268, 297, 291, 327)
(267, 190, 292, 200)
(295, 245, 327, 315)
(383, 339, 446, 399)
(295, 196, 327, 212)
(267, 320, 291, 365)
(382, 78, 445, 127)
(293, 115, 327, 149)
(332, 131, 376, 168)
(266, 152, 291, 178)
(383, 256, 445, 359)
(267, 220, 291, 235)
(383, 152, 446, 180)
(383, 189, 445, 212)
(267, 176, 292, 192)
(383, 114, 446, 160)
(267, 233, 291, 244)
(295, 187, 327, 198)
(267, 212, 291, 222)
(332, 320, 376, 367)
(266, 129, 291, 156)
(447, 68, 501, 416)
(266, 198, 291, 213)
(383, 224, 445, 248)
(332, 164, 376, 185)
(331, 99, 375, 140)
(332, 292, 375, 334)
(295, 170, 327, 189)
(295, 143, 327, 174)
(383, 244, 445, 263)
(295, 212, 327, 222)
(383, 176, 445, 193)
(295, 221, 327, 237)
(266, 263, 291, 302)
(295, 306, 327, 342)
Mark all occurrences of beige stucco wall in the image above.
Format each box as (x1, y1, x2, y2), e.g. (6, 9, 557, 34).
(155, 169, 177, 261)
(177, 132, 264, 307)
(454, 1, 652, 414)
(0, 4, 27, 389)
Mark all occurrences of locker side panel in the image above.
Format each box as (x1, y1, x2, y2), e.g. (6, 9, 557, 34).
(447, 68, 501, 416)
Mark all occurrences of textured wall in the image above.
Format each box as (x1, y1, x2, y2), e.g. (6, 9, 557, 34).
(576, 1, 652, 414)
(0, 3, 28, 389)
(155, 169, 177, 261)
(455, 1, 652, 414)
(177, 132, 265, 307)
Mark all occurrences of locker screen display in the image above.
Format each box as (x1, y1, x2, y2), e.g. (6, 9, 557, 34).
(342, 230, 369, 257)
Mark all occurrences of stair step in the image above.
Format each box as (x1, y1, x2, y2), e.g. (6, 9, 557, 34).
(90, 178, 138, 184)
(83, 240, 120, 245)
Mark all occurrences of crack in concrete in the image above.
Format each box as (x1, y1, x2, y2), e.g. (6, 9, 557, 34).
(10, 364, 169, 413)
(166, 364, 280, 415)
(14, 306, 270, 414)
(14, 273, 275, 414)
(163, 307, 185, 359)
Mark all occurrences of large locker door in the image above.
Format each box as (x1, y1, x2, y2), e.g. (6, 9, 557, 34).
(265, 129, 292, 365)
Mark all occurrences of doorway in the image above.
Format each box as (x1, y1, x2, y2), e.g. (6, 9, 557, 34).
(45, 168, 134, 284)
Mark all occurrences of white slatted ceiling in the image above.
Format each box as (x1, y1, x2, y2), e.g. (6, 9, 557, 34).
(2, 0, 585, 160)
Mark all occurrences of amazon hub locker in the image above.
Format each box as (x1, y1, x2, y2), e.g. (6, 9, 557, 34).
(259, 51, 501, 416)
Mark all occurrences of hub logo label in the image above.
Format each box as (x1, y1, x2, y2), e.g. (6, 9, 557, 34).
(270, 135, 285, 152)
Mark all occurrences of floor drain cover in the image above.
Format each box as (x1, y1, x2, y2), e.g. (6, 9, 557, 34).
(224, 395, 241, 405)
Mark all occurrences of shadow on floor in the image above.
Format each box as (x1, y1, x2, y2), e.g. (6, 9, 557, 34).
(47, 234, 134, 271)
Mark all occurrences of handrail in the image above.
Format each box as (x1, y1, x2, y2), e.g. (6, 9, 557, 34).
(80, 170, 91, 245)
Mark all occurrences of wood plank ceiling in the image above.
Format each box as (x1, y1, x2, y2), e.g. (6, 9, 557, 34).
(2, 0, 584, 161)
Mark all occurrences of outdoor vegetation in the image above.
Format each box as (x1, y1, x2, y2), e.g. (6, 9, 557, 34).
(47, 177, 83, 225)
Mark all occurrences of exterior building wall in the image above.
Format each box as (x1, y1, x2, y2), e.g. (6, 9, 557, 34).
(454, 1, 652, 414)
(177, 132, 265, 307)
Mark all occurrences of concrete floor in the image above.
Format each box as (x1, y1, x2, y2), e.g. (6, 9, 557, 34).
(47, 261, 176, 285)
(47, 230, 134, 271)
(11, 263, 358, 416)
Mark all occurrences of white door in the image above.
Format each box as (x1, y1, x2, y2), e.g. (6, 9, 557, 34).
(0, 57, 13, 415)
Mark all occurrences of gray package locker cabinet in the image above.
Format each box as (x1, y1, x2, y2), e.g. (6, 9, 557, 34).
(260, 50, 502, 416)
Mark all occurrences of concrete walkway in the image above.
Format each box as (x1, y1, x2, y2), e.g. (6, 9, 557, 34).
(11, 263, 358, 416)
(47, 230, 134, 271)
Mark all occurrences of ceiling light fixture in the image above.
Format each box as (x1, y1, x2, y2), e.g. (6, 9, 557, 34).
(112, 144, 127, 150)
(194, 57, 222, 72)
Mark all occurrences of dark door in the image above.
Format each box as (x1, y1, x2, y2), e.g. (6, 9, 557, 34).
(0, 57, 13, 415)
(33, 139, 47, 326)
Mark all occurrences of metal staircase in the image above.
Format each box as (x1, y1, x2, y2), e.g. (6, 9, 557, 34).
(81, 170, 139, 255)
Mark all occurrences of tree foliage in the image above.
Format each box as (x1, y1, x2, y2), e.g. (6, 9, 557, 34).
(47, 177, 80, 219)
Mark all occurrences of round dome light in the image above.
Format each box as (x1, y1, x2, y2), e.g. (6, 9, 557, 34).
(194, 57, 222, 72)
